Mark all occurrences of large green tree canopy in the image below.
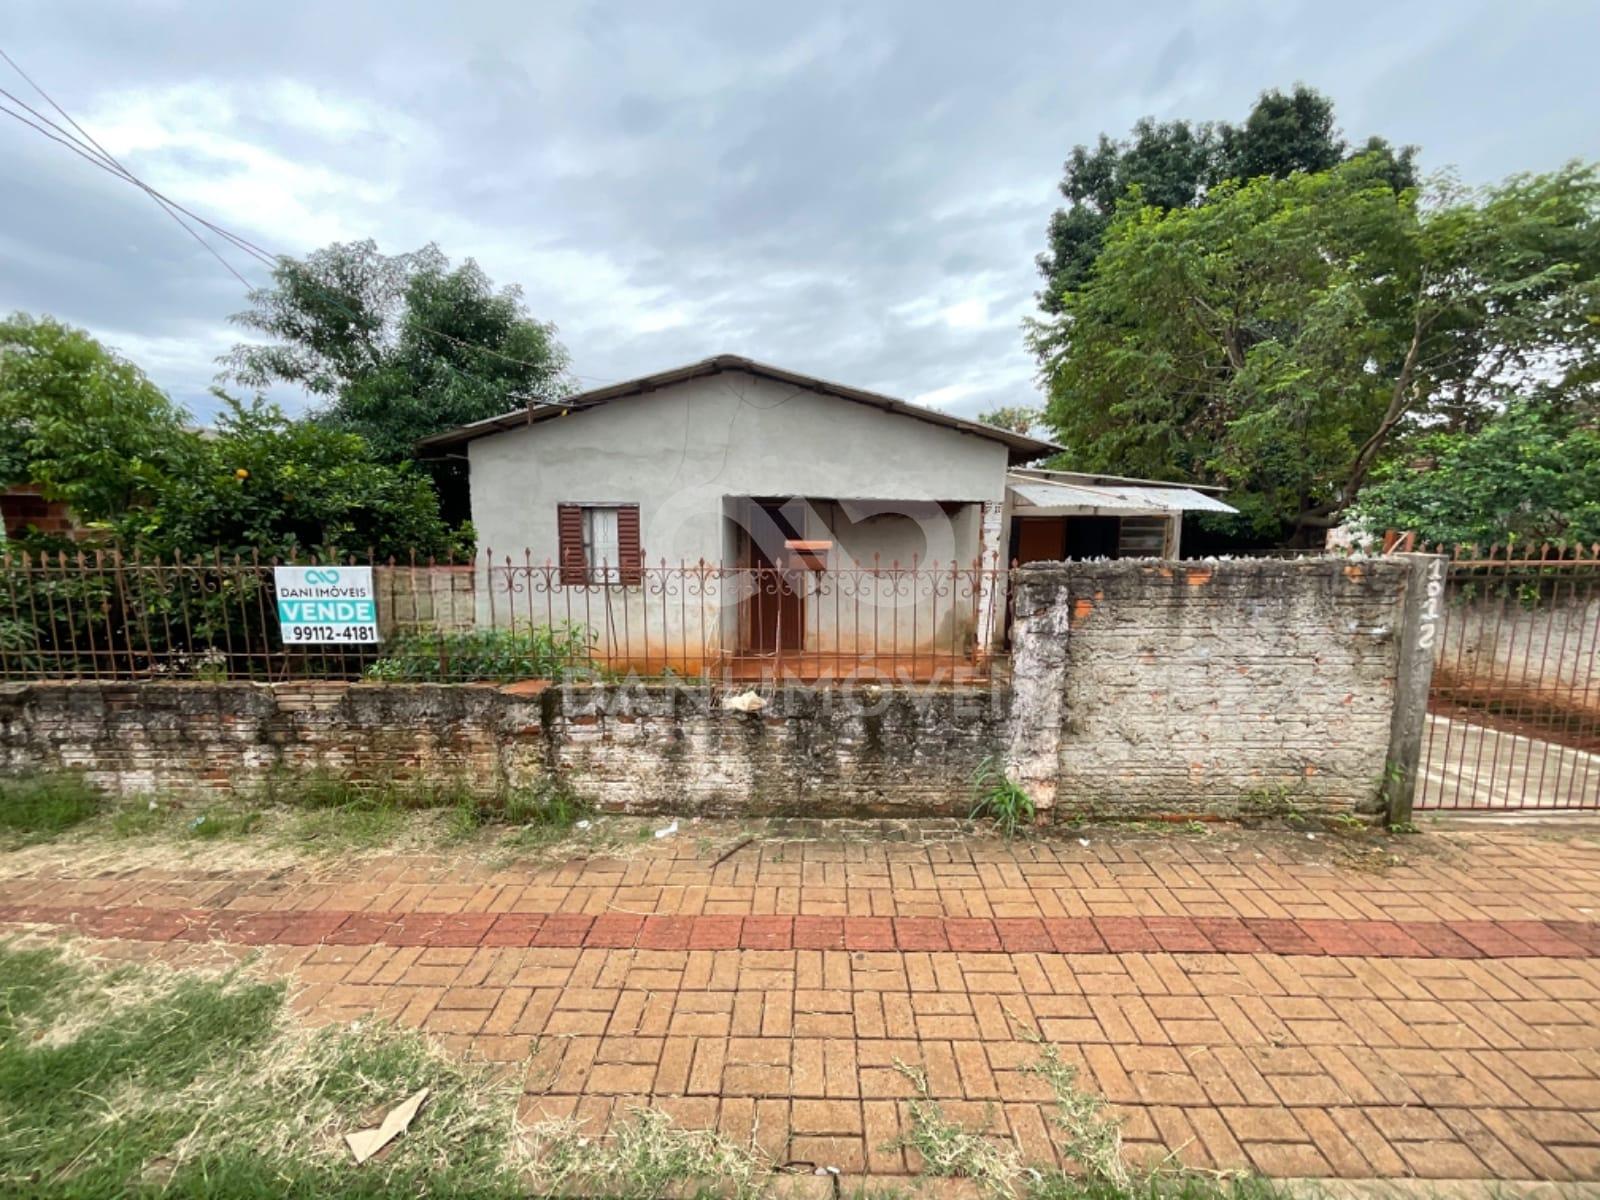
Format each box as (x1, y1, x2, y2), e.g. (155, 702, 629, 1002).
(1030, 160, 1600, 540)
(1036, 85, 1417, 311)
(1, 314, 456, 559)
(223, 240, 572, 467)
(0, 314, 187, 520)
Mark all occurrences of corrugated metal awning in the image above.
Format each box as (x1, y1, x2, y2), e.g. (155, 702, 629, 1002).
(1009, 480, 1237, 514)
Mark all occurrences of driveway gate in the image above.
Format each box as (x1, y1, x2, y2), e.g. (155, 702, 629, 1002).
(1416, 545, 1600, 811)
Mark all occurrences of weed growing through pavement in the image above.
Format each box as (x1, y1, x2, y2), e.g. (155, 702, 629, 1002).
(894, 1035, 1285, 1200)
(892, 1059, 1024, 1195)
(971, 756, 1036, 838)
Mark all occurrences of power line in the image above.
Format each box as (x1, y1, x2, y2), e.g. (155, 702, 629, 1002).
(0, 49, 619, 398)
(0, 94, 255, 287)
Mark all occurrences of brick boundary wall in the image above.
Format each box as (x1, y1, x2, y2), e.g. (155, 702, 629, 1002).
(0, 680, 1010, 817)
(1007, 556, 1440, 823)
(0, 558, 1440, 823)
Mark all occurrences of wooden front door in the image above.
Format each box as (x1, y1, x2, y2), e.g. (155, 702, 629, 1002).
(744, 501, 805, 653)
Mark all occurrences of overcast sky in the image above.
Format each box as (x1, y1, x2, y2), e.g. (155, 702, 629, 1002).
(3, 1, 1597, 423)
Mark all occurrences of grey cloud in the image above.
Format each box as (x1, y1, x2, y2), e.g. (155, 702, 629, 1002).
(1, 0, 1598, 429)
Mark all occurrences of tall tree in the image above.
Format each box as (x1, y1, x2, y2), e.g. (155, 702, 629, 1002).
(1036, 85, 1417, 311)
(223, 241, 572, 519)
(1029, 160, 1600, 541)
(977, 405, 1041, 435)
(0, 313, 188, 522)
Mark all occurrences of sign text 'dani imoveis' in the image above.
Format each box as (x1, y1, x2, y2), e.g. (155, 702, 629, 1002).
(273, 566, 380, 644)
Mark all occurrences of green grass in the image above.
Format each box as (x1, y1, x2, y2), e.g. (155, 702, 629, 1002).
(0, 940, 529, 1198)
(0, 769, 595, 857)
(186, 807, 264, 839)
(0, 771, 103, 841)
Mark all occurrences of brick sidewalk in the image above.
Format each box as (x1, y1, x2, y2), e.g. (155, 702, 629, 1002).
(3, 823, 1599, 1182)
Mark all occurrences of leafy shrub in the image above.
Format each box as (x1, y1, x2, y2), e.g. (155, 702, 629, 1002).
(365, 624, 594, 682)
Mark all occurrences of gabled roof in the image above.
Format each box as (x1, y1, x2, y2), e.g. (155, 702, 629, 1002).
(416, 354, 1061, 465)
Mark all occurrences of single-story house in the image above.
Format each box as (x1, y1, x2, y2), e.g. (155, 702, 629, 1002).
(419, 355, 1234, 678)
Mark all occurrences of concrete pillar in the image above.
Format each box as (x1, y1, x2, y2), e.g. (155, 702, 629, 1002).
(973, 500, 1008, 656)
(1383, 552, 1447, 825)
(1003, 565, 1071, 814)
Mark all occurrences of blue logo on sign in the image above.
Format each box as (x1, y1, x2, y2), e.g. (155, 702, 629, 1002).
(304, 569, 342, 585)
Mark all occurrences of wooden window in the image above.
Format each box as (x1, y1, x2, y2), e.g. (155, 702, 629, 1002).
(557, 503, 641, 585)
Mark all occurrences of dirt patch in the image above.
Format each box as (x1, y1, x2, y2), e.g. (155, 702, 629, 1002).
(1432, 667, 1600, 754)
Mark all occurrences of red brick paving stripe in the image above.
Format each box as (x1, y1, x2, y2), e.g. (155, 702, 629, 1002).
(636, 914, 695, 950)
(742, 916, 794, 951)
(1449, 920, 1555, 957)
(585, 914, 644, 948)
(1300, 919, 1381, 957)
(994, 918, 1055, 953)
(793, 916, 845, 950)
(893, 917, 949, 952)
(843, 917, 895, 951)
(1547, 920, 1600, 954)
(1044, 917, 1106, 954)
(5, 904, 1600, 961)
(687, 915, 743, 950)
(1251, 919, 1325, 956)
(481, 914, 544, 947)
(1191, 917, 1267, 954)
(1348, 920, 1429, 957)
(1143, 916, 1213, 954)
(1397, 920, 1484, 958)
(1094, 916, 1161, 953)
(530, 914, 593, 947)
(1494, 920, 1587, 957)
(945, 919, 1002, 952)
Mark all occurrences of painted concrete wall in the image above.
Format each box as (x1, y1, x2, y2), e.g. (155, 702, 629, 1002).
(1008, 558, 1417, 820)
(1437, 590, 1598, 705)
(467, 370, 1008, 565)
(467, 370, 1007, 668)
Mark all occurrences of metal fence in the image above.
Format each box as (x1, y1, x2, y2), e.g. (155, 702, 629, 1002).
(0, 547, 1004, 684)
(1416, 544, 1600, 812)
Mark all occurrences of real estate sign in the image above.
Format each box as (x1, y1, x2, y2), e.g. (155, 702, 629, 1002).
(273, 566, 380, 644)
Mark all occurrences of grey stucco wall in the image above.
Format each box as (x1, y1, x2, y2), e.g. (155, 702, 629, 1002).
(466, 369, 1009, 568)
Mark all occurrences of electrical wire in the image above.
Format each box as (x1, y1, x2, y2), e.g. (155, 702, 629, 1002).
(0, 48, 620, 400)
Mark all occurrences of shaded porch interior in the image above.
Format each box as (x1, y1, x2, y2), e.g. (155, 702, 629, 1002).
(717, 495, 998, 681)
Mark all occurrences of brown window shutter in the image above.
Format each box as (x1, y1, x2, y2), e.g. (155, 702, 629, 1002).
(617, 505, 643, 585)
(557, 504, 585, 585)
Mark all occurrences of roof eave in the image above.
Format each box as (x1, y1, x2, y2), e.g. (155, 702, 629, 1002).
(415, 354, 1062, 460)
